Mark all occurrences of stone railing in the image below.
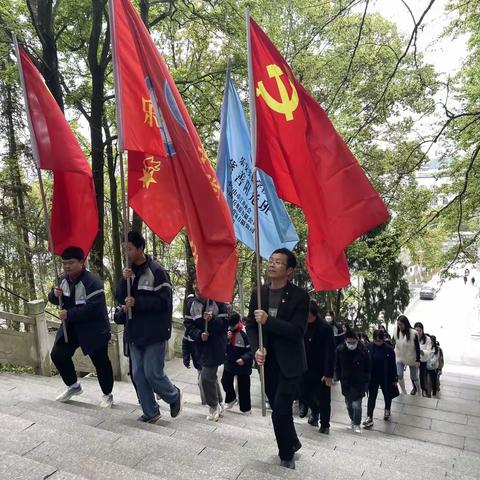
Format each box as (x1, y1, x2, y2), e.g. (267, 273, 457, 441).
(0, 300, 185, 380)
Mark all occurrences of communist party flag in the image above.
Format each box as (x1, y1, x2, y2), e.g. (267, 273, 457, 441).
(249, 18, 389, 290)
(16, 43, 98, 256)
(111, 0, 238, 301)
(109, 0, 183, 244)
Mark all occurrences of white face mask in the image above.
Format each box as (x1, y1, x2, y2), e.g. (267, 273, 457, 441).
(346, 342, 357, 351)
(325, 316, 333, 323)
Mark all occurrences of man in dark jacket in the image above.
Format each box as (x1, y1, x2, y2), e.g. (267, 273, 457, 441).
(116, 231, 181, 423)
(363, 330, 398, 428)
(49, 246, 113, 407)
(299, 301, 336, 434)
(336, 329, 371, 433)
(184, 279, 228, 421)
(247, 248, 309, 470)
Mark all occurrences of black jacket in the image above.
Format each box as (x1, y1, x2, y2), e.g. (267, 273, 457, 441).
(183, 296, 228, 367)
(115, 255, 172, 346)
(224, 328, 253, 376)
(246, 282, 309, 379)
(304, 317, 336, 379)
(48, 269, 110, 355)
(367, 342, 398, 392)
(336, 342, 371, 401)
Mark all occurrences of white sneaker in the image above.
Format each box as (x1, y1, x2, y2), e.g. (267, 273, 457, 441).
(100, 393, 114, 408)
(242, 410, 252, 415)
(56, 384, 83, 402)
(206, 405, 220, 422)
(219, 403, 225, 417)
(225, 399, 237, 410)
(346, 422, 354, 430)
(353, 425, 362, 434)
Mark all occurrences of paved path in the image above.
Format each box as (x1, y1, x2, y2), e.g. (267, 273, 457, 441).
(0, 357, 479, 480)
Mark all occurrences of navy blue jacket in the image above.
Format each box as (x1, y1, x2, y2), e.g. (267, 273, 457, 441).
(48, 269, 110, 355)
(304, 317, 336, 379)
(115, 256, 172, 346)
(224, 328, 253, 376)
(367, 342, 398, 391)
(183, 296, 228, 367)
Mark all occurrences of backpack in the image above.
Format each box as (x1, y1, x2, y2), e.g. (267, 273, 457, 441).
(426, 351, 439, 370)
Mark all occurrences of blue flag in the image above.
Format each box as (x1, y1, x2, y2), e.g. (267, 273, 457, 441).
(216, 69, 298, 260)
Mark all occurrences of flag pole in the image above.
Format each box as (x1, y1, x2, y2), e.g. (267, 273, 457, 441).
(13, 34, 68, 342)
(246, 6, 267, 417)
(108, 0, 132, 320)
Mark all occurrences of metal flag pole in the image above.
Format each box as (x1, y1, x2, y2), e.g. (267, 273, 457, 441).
(205, 298, 210, 334)
(108, 0, 132, 320)
(13, 34, 68, 342)
(246, 6, 267, 417)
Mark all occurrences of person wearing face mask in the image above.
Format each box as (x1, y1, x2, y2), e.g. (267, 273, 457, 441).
(363, 330, 398, 429)
(336, 329, 370, 433)
(221, 313, 253, 414)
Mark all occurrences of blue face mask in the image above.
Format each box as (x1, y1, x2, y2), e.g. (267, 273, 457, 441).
(346, 342, 357, 351)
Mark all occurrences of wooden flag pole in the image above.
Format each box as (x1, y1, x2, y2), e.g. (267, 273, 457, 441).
(13, 34, 68, 342)
(246, 6, 267, 417)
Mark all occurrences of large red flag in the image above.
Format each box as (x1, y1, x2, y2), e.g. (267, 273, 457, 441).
(17, 45, 98, 256)
(111, 0, 238, 301)
(109, 0, 184, 243)
(249, 18, 389, 290)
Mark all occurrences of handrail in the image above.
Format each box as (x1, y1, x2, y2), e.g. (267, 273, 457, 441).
(0, 310, 35, 325)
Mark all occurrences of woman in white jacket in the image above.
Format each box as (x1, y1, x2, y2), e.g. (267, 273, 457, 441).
(414, 322, 433, 397)
(392, 315, 421, 395)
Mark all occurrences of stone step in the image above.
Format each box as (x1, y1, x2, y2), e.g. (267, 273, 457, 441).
(0, 450, 56, 480)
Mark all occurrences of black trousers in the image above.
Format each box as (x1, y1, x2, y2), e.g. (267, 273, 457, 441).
(264, 361, 300, 461)
(51, 334, 114, 395)
(419, 361, 428, 391)
(367, 381, 392, 417)
(426, 369, 438, 395)
(221, 370, 251, 412)
(299, 373, 331, 428)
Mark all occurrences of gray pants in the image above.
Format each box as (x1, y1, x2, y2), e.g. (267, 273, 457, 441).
(200, 366, 223, 408)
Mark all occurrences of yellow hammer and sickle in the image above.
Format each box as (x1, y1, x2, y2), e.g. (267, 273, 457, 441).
(256, 64, 299, 121)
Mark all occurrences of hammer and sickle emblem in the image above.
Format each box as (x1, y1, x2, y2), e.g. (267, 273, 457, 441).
(256, 64, 299, 121)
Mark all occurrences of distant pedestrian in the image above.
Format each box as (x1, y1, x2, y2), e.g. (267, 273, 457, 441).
(414, 322, 433, 397)
(363, 330, 398, 429)
(391, 315, 421, 396)
(221, 313, 253, 414)
(472, 277, 476, 286)
(299, 301, 336, 434)
(426, 335, 440, 397)
(378, 325, 392, 345)
(464, 275, 468, 285)
(336, 329, 371, 433)
(436, 341, 444, 392)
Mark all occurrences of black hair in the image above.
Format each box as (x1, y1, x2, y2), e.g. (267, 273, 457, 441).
(326, 310, 335, 318)
(228, 312, 241, 327)
(127, 230, 146, 250)
(414, 322, 427, 343)
(430, 334, 439, 355)
(396, 315, 412, 341)
(373, 329, 385, 342)
(379, 325, 386, 331)
(61, 246, 84, 261)
(344, 328, 358, 340)
(272, 248, 297, 269)
(309, 300, 319, 317)
(361, 333, 370, 342)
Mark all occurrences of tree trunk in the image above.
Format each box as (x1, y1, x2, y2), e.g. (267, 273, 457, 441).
(26, 0, 65, 111)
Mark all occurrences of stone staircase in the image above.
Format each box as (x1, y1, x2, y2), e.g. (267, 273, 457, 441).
(0, 359, 479, 480)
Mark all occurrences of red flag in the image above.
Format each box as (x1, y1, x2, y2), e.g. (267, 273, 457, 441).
(109, 0, 184, 244)
(111, 0, 238, 301)
(249, 18, 389, 290)
(17, 45, 98, 255)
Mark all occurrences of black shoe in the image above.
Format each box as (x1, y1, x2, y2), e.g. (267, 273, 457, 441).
(293, 440, 302, 453)
(298, 404, 308, 418)
(280, 459, 295, 470)
(410, 387, 417, 395)
(170, 386, 182, 418)
(319, 426, 330, 434)
(308, 414, 319, 426)
(137, 412, 161, 423)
